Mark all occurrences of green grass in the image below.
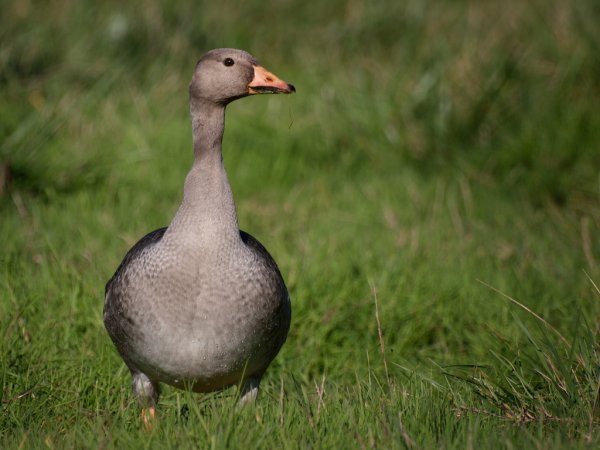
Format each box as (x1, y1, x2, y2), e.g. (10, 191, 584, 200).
(2, 0, 600, 447)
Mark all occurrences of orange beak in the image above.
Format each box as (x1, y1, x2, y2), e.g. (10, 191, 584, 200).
(248, 65, 295, 95)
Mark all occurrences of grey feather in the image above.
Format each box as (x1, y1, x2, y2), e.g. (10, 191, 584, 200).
(103, 48, 292, 408)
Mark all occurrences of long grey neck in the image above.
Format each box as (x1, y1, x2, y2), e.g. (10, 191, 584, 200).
(191, 97, 225, 160)
(164, 97, 240, 247)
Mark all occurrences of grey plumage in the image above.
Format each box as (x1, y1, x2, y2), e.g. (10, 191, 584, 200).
(104, 48, 293, 410)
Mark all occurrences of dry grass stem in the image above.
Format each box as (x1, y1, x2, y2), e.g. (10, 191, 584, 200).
(585, 271, 600, 297)
(371, 283, 391, 388)
(581, 217, 596, 270)
(398, 413, 416, 449)
(477, 279, 570, 347)
(315, 374, 326, 416)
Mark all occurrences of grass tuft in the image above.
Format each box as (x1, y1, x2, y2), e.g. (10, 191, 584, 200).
(445, 278, 600, 432)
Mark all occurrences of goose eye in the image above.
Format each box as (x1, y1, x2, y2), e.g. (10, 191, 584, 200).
(223, 58, 235, 67)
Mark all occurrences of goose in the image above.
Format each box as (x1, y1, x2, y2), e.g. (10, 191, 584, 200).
(104, 49, 294, 425)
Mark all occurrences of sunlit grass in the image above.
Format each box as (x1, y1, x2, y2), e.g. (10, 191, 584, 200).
(1, 0, 600, 448)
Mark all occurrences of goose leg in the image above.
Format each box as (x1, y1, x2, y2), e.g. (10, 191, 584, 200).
(132, 372, 159, 430)
(141, 406, 156, 430)
(239, 376, 261, 405)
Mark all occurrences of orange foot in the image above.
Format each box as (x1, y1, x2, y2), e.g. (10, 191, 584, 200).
(141, 406, 156, 431)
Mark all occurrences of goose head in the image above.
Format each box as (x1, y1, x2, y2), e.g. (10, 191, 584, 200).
(189, 48, 295, 105)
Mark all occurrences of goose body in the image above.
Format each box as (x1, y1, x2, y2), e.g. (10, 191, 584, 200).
(104, 49, 294, 416)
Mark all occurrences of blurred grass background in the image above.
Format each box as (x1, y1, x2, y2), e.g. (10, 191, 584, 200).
(1, 0, 600, 448)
